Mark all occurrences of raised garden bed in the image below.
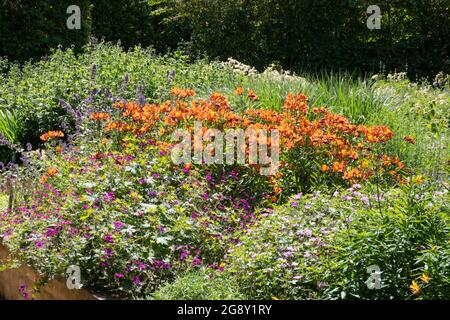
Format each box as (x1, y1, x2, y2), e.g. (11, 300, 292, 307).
(0, 243, 98, 300)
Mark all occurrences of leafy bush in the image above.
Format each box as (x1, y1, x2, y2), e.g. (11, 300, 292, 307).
(227, 181, 450, 299)
(0, 42, 238, 151)
(152, 268, 245, 300)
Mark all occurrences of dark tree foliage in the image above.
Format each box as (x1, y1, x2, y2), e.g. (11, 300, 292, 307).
(0, 0, 448, 78)
(0, 0, 92, 61)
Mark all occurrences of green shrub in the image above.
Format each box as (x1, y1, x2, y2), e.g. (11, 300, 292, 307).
(152, 269, 245, 300)
(227, 181, 450, 299)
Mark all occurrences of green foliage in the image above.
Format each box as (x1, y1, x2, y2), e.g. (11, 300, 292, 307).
(152, 269, 246, 300)
(227, 181, 450, 299)
(0, 42, 238, 151)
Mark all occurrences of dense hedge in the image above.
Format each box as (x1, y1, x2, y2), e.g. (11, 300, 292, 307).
(1, 1, 449, 78)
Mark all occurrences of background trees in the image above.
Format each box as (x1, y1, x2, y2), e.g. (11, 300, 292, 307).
(0, 0, 449, 78)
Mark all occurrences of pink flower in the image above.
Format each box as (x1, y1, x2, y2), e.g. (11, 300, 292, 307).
(113, 221, 124, 229)
(103, 234, 114, 243)
(35, 241, 44, 249)
(192, 257, 202, 266)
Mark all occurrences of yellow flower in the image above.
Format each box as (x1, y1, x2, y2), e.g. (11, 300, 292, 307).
(271, 296, 279, 300)
(410, 280, 421, 295)
(412, 175, 424, 185)
(420, 273, 429, 284)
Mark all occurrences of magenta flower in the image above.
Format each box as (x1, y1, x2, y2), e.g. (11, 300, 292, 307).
(132, 276, 141, 286)
(19, 284, 29, 300)
(192, 257, 202, 266)
(113, 221, 124, 229)
(114, 273, 125, 278)
(293, 193, 302, 200)
(180, 250, 190, 261)
(35, 241, 44, 249)
(103, 234, 114, 243)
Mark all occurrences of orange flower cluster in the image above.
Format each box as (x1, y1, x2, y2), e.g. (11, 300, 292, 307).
(47, 167, 59, 176)
(283, 93, 308, 114)
(234, 87, 244, 95)
(40, 130, 64, 142)
(171, 87, 196, 99)
(247, 89, 258, 101)
(90, 112, 110, 121)
(99, 88, 405, 184)
(404, 135, 416, 144)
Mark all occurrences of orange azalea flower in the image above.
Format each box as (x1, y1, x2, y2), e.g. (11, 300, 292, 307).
(40, 130, 64, 142)
(332, 161, 346, 173)
(404, 135, 416, 144)
(39, 175, 48, 184)
(247, 89, 258, 101)
(320, 164, 329, 172)
(55, 146, 63, 153)
(283, 93, 308, 114)
(47, 167, 59, 177)
(171, 87, 195, 99)
(90, 112, 110, 121)
(234, 87, 244, 95)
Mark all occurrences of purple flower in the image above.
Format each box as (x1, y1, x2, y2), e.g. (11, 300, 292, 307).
(114, 273, 125, 279)
(291, 201, 299, 207)
(132, 276, 141, 286)
(360, 196, 369, 205)
(283, 251, 294, 258)
(134, 261, 149, 270)
(35, 241, 44, 249)
(138, 178, 148, 184)
(297, 228, 313, 237)
(192, 256, 202, 266)
(191, 212, 199, 219)
(304, 251, 311, 258)
(103, 248, 114, 258)
(156, 225, 166, 233)
(44, 227, 59, 238)
(180, 250, 190, 261)
(19, 284, 29, 300)
(113, 221, 124, 229)
(103, 234, 114, 243)
(293, 193, 302, 200)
